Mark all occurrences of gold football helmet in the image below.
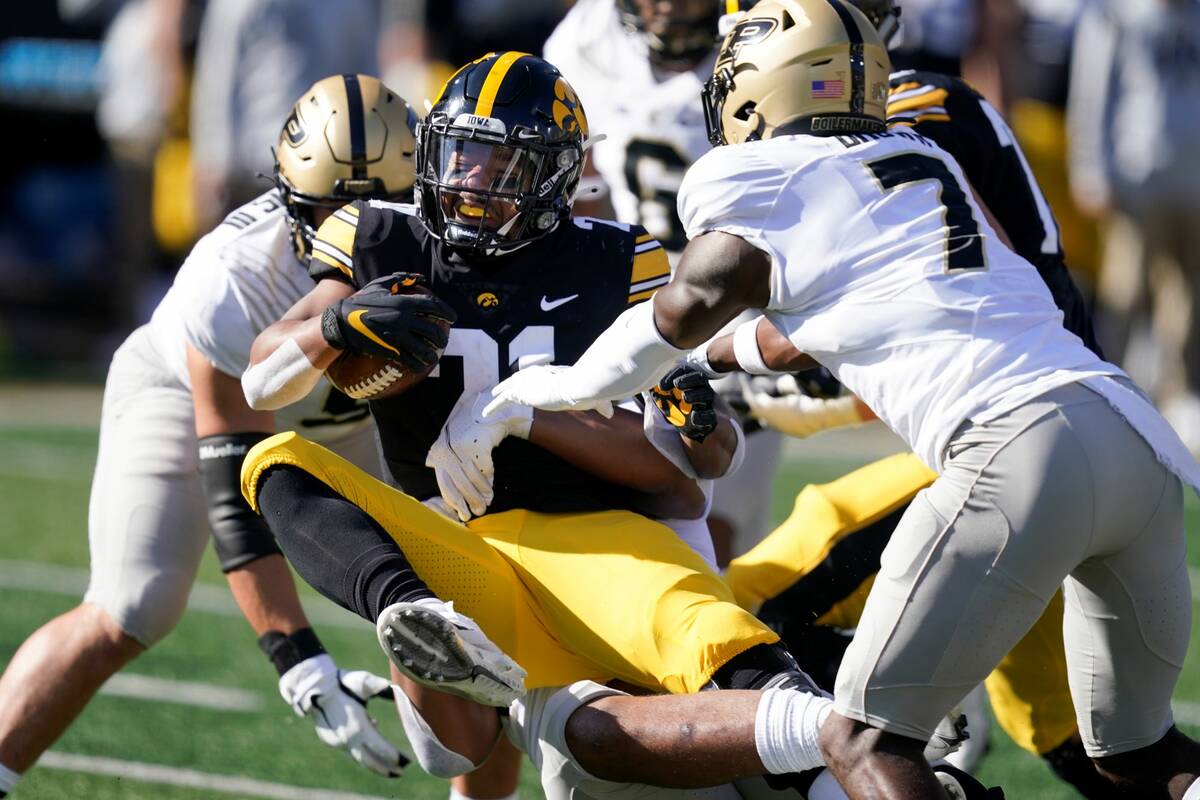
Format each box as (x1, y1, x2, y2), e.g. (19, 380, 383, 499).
(274, 74, 418, 259)
(701, 0, 891, 145)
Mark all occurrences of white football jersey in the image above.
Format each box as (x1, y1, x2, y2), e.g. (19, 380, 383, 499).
(679, 129, 1123, 470)
(149, 190, 371, 441)
(544, 0, 714, 255)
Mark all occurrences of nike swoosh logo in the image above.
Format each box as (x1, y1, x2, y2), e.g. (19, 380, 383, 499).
(347, 310, 400, 355)
(540, 294, 579, 312)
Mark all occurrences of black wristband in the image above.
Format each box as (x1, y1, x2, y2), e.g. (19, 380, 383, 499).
(258, 627, 327, 676)
(321, 304, 346, 349)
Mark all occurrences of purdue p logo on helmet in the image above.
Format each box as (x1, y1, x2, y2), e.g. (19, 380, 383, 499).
(274, 74, 419, 260)
(701, 0, 891, 145)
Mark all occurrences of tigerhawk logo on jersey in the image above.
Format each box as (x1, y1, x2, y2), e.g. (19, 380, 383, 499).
(476, 292, 500, 309)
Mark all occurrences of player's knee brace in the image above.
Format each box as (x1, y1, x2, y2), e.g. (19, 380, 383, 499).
(393, 689, 486, 778)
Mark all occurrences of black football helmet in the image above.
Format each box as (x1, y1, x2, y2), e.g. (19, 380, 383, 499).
(415, 52, 588, 257)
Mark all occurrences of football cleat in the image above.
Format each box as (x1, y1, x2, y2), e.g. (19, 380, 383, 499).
(375, 599, 526, 707)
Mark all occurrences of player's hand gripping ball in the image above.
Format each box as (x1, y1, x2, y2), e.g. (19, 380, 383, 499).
(322, 273, 456, 400)
(651, 365, 718, 442)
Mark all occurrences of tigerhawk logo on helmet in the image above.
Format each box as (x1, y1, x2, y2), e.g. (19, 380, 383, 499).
(702, 0, 891, 146)
(273, 74, 418, 260)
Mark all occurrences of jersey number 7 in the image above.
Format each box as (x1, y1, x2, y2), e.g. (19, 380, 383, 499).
(865, 153, 985, 273)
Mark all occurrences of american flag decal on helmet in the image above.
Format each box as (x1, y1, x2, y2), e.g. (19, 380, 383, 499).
(811, 80, 845, 98)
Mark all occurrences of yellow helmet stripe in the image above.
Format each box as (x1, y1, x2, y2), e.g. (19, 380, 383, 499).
(474, 51, 530, 118)
(725, 0, 739, 13)
(432, 53, 492, 109)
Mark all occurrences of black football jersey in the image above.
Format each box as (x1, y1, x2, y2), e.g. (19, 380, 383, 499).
(886, 70, 1103, 358)
(309, 200, 673, 514)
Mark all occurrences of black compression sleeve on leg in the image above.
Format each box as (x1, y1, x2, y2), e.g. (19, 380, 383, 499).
(255, 465, 436, 623)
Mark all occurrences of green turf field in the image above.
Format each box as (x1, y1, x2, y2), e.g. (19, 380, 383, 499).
(1, 412, 1197, 799)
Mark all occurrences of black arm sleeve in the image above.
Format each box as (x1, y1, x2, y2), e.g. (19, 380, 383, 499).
(198, 432, 281, 572)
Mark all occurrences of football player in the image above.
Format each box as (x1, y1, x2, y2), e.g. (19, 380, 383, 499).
(486, 2, 1200, 797)
(543, 0, 785, 565)
(0, 75, 415, 796)
(241, 50, 785, 701)
(723, 0, 1109, 790)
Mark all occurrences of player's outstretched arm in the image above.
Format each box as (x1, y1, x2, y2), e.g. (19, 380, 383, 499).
(243, 278, 354, 410)
(485, 231, 772, 418)
(188, 345, 407, 777)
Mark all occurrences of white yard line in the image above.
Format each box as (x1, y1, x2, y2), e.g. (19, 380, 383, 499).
(100, 674, 263, 712)
(38, 752, 396, 800)
(0, 559, 370, 630)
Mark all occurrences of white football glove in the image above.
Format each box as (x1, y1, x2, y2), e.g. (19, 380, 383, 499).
(484, 302, 685, 419)
(739, 375, 865, 438)
(426, 389, 533, 522)
(484, 364, 616, 420)
(278, 653, 408, 777)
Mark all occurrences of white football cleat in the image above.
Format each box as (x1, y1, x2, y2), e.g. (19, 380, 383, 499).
(376, 599, 526, 707)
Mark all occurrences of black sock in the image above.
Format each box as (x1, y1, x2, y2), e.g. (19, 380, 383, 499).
(1043, 736, 1131, 798)
(256, 465, 435, 622)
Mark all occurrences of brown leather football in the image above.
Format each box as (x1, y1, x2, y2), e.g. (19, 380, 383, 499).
(324, 279, 449, 400)
(325, 351, 436, 400)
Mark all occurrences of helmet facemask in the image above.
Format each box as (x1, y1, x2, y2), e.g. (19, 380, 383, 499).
(618, 0, 722, 70)
(275, 165, 397, 260)
(416, 114, 583, 256)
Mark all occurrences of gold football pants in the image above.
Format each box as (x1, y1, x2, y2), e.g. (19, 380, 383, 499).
(725, 452, 1078, 755)
(242, 432, 778, 694)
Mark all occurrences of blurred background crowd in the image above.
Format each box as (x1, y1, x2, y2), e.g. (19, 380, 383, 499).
(2, 0, 1199, 448)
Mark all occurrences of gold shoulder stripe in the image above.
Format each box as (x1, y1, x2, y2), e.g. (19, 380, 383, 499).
(628, 288, 658, 304)
(890, 81, 922, 94)
(475, 51, 530, 118)
(631, 246, 670, 285)
(340, 203, 360, 218)
(311, 247, 353, 278)
(887, 88, 949, 115)
(911, 113, 951, 124)
(635, 232, 655, 244)
(314, 214, 358, 262)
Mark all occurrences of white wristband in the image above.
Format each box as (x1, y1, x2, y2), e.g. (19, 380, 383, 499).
(732, 317, 773, 375)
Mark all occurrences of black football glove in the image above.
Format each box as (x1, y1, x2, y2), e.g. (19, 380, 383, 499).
(322, 273, 456, 370)
(651, 365, 718, 442)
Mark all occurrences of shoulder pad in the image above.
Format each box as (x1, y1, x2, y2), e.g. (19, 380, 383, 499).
(309, 200, 366, 284)
(627, 225, 670, 305)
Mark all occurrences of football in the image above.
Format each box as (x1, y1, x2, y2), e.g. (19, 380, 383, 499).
(325, 351, 435, 400)
(324, 280, 450, 400)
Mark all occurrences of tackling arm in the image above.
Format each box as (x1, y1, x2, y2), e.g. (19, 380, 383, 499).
(190, 344, 406, 777)
(484, 231, 770, 417)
